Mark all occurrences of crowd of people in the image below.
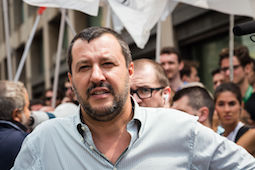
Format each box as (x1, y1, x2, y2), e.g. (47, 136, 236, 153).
(1, 26, 255, 169)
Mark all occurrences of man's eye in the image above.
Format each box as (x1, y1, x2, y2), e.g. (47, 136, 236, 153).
(103, 62, 114, 66)
(140, 88, 150, 93)
(79, 65, 90, 70)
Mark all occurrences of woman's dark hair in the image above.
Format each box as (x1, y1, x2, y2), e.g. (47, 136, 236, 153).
(214, 82, 242, 105)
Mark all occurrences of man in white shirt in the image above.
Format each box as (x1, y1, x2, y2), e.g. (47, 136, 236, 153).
(12, 27, 255, 170)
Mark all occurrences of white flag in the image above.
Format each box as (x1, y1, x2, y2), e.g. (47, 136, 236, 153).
(23, 0, 100, 16)
(174, 0, 255, 18)
(108, 0, 176, 48)
(23, 0, 179, 48)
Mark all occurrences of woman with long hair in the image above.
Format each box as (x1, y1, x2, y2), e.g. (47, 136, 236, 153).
(214, 82, 249, 143)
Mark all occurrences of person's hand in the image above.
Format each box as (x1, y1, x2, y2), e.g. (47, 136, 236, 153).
(212, 110, 220, 132)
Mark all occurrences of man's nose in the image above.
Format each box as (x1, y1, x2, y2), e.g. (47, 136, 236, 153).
(163, 64, 170, 70)
(225, 68, 230, 76)
(90, 65, 106, 83)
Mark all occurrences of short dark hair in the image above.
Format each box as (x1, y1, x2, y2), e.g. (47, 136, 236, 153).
(180, 61, 198, 79)
(252, 58, 255, 72)
(245, 94, 255, 121)
(219, 46, 252, 68)
(160, 47, 182, 63)
(211, 68, 221, 77)
(173, 86, 214, 125)
(67, 27, 132, 74)
(214, 82, 242, 105)
(29, 99, 44, 110)
(133, 58, 169, 87)
(43, 88, 64, 102)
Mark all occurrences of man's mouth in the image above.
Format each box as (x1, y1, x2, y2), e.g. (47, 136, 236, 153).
(92, 89, 109, 95)
(87, 82, 114, 97)
(90, 88, 111, 96)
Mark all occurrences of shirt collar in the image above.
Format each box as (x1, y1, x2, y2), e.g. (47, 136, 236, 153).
(0, 120, 28, 132)
(74, 96, 145, 138)
(131, 96, 144, 136)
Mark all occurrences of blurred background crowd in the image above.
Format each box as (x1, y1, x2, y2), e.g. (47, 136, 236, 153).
(1, 1, 255, 169)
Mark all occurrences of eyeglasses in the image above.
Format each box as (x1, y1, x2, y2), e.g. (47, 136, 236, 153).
(130, 87, 164, 99)
(220, 65, 241, 73)
(64, 87, 72, 91)
(45, 97, 52, 101)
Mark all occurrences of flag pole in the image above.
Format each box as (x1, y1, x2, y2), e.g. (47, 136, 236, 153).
(3, 0, 12, 80)
(65, 15, 76, 36)
(156, 21, 161, 62)
(229, 15, 234, 82)
(14, 7, 46, 82)
(105, 3, 111, 28)
(52, 8, 66, 108)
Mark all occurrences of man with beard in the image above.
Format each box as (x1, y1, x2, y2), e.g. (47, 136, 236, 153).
(12, 27, 255, 169)
(0, 81, 31, 170)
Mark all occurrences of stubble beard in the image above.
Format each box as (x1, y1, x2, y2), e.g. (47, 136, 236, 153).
(21, 112, 29, 128)
(73, 79, 129, 122)
(233, 74, 244, 86)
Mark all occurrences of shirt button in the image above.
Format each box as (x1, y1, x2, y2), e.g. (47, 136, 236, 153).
(89, 145, 94, 150)
(81, 126, 85, 131)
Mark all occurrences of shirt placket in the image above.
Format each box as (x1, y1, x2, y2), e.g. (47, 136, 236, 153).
(79, 119, 139, 170)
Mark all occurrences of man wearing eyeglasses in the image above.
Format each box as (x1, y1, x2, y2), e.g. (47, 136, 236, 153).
(219, 46, 253, 103)
(131, 58, 171, 108)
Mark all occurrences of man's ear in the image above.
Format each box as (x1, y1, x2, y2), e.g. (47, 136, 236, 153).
(12, 108, 22, 122)
(198, 107, 209, 123)
(244, 63, 252, 75)
(162, 87, 171, 107)
(68, 72, 72, 87)
(179, 61, 184, 71)
(128, 62, 134, 77)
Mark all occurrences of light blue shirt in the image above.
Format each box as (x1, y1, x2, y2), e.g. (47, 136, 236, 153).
(12, 99, 255, 170)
